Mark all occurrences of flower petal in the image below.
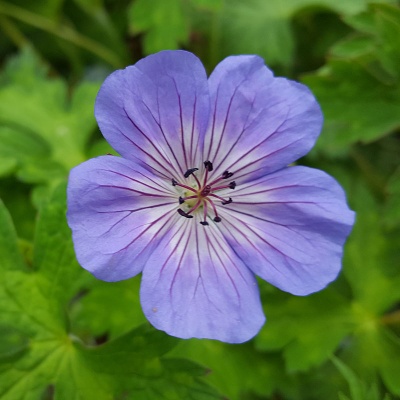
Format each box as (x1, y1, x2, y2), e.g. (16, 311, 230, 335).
(67, 155, 177, 281)
(204, 56, 323, 182)
(95, 50, 210, 180)
(218, 166, 355, 295)
(140, 214, 265, 343)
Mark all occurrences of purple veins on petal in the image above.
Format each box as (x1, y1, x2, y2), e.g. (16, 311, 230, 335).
(219, 166, 355, 296)
(203, 55, 323, 182)
(94, 51, 210, 178)
(140, 218, 265, 343)
(67, 49, 355, 344)
(67, 155, 177, 282)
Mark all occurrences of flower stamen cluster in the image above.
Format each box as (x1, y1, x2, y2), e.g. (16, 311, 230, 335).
(172, 160, 236, 226)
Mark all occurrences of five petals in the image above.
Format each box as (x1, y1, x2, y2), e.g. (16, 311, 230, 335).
(67, 50, 355, 343)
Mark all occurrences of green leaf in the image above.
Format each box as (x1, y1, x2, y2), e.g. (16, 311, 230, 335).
(128, 0, 189, 53)
(334, 359, 384, 400)
(344, 184, 400, 313)
(219, 0, 393, 68)
(70, 277, 147, 341)
(32, 184, 87, 306)
(0, 125, 50, 163)
(0, 180, 37, 240)
(0, 123, 56, 182)
(255, 288, 354, 372)
(169, 340, 293, 400)
(0, 197, 65, 339)
(0, 324, 29, 361)
(374, 3, 400, 79)
(82, 331, 222, 399)
(337, 182, 400, 396)
(0, 198, 26, 273)
(137, 358, 223, 400)
(0, 157, 16, 177)
(303, 3, 400, 155)
(344, 326, 400, 397)
(332, 357, 371, 400)
(0, 47, 100, 184)
(190, 0, 222, 12)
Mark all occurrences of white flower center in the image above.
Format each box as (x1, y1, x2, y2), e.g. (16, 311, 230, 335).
(172, 160, 236, 226)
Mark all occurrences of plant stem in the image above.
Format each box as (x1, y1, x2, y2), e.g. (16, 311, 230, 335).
(350, 147, 387, 197)
(381, 309, 400, 326)
(0, 14, 28, 48)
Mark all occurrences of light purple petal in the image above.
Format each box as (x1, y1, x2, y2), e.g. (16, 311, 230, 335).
(67, 155, 177, 281)
(203, 56, 323, 182)
(140, 214, 265, 343)
(95, 50, 210, 180)
(218, 166, 355, 295)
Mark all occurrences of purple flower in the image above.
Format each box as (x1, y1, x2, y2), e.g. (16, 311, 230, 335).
(67, 50, 355, 343)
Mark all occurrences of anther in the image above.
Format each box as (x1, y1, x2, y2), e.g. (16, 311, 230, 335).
(221, 197, 233, 205)
(184, 168, 198, 178)
(204, 161, 213, 171)
(228, 181, 236, 189)
(172, 178, 178, 186)
(178, 196, 185, 204)
(222, 171, 234, 179)
(200, 221, 209, 226)
(177, 209, 193, 218)
(214, 216, 222, 223)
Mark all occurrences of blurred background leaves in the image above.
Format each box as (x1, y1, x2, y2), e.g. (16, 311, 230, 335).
(0, 0, 399, 399)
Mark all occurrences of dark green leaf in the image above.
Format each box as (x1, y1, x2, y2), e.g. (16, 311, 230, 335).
(256, 288, 354, 372)
(128, 0, 189, 53)
(303, 4, 400, 154)
(219, 0, 391, 68)
(169, 340, 292, 399)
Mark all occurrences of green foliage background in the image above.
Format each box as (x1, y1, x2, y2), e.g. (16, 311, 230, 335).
(0, 0, 399, 399)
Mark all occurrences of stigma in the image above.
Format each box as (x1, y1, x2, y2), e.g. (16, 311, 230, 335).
(172, 161, 236, 226)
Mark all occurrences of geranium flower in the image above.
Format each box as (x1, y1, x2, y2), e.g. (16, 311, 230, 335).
(67, 50, 354, 343)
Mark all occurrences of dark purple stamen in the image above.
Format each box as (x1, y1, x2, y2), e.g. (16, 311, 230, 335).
(204, 161, 213, 171)
(179, 196, 185, 204)
(184, 168, 199, 178)
(228, 181, 236, 189)
(172, 178, 178, 186)
(214, 216, 222, 223)
(222, 171, 234, 179)
(200, 221, 209, 226)
(221, 197, 233, 205)
(177, 209, 193, 218)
